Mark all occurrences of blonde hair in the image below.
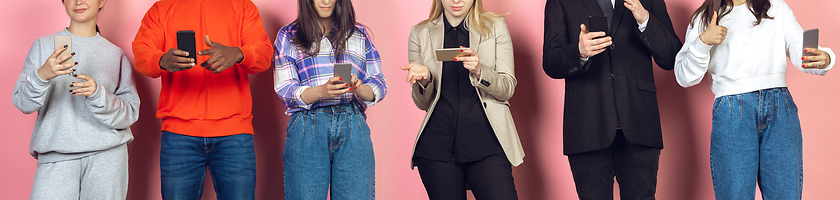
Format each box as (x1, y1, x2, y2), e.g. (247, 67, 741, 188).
(420, 0, 505, 38)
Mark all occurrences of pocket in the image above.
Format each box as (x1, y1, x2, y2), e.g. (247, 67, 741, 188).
(712, 97, 726, 117)
(637, 79, 657, 93)
(286, 113, 304, 139)
(782, 90, 799, 112)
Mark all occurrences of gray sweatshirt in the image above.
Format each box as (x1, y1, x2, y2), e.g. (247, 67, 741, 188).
(13, 29, 139, 163)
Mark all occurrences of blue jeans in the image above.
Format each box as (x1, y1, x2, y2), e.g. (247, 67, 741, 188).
(160, 131, 256, 200)
(710, 87, 802, 200)
(284, 103, 375, 199)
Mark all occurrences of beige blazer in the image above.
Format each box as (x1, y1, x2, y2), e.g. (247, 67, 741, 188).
(407, 15, 524, 168)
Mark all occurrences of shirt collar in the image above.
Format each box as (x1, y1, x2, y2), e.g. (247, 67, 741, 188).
(443, 16, 468, 35)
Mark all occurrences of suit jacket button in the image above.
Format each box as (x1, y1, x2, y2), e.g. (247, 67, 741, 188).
(609, 74, 615, 79)
(610, 44, 616, 49)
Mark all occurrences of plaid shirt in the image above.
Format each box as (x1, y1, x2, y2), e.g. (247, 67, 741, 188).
(274, 23, 387, 115)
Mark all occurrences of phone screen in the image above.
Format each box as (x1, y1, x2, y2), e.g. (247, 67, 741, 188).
(803, 29, 819, 63)
(588, 15, 609, 37)
(54, 36, 73, 66)
(334, 63, 353, 86)
(177, 30, 197, 62)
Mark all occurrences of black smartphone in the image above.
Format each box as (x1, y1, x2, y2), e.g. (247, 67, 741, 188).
(177, 30, 197, 62)
(588, 15, 609, 38)
(803, 29, 819, 63)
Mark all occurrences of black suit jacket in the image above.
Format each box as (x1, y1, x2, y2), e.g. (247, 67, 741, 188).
(542, 0, 682, 155)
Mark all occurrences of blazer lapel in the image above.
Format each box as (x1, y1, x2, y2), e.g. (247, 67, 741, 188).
(429, 15, 445, 77)
(610, 0, 626, 38)
(581, 0, 602, 16)
(469, 28, 480, 54)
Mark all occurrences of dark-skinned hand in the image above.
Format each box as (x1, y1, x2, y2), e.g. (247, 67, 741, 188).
(198, 35, 244, 73)
(159, 48, 195, 72)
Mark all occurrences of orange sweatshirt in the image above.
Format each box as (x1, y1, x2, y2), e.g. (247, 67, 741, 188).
(132, 0, 272, 137)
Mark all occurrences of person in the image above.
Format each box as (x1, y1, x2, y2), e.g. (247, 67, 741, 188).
(12, 0, 139, 199)
(131, 0, 273, 199)
(675, 0, 834, 199)
(400, 0, 523, 199)
(542, 0, 682, 199)
(273, 0, 387, 199)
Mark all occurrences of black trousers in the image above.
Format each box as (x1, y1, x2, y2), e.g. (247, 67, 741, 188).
(414, 155, 518, 200)
(567, 130, 661, 200)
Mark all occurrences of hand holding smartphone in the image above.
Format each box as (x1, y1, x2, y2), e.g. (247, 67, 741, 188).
(334, 63, 353, 86)
(803, 29, 819, 63)
(435, 48, 470, 61)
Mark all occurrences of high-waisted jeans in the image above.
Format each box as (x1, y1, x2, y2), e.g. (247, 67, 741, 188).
(710, 87, 802, 200)
(283, 103, 375, 199)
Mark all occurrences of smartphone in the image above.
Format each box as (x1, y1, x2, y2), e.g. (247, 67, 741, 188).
(334, 63, 353, 86)
(588, 15, 609, 38)
(54, 36, 73, 66)
(435, 48, 470, 61)
(177, 30, 197, 62)
(803, 29, 819, 63)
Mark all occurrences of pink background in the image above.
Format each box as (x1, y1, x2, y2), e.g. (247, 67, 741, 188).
(1, 0, 838, 199)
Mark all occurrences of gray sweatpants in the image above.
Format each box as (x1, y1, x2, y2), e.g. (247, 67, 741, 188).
(30, 144, 128, 200)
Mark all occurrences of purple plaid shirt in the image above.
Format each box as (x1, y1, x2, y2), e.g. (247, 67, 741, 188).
(274, 23, 387, 115)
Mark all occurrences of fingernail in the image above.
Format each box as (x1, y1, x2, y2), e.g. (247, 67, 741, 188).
(801, 57, 805, 60)
(461, 50, 464, 52)
(63, 44, 68, 48)
(71, 52, 75, 55)
(345, 83, 348, 86)
(73, 69, 76, 71)
(454, 58, 458, 61)
(355, 86, 357, 89)
(69, 90, 72, 93)
(339, 78, 342, 81)
(802, 64, 805, 67)
(805, 49, 808, 52)
(70, 84, 73, 87)
(73, 74, 77, 77)
(74, 62, 78, 65)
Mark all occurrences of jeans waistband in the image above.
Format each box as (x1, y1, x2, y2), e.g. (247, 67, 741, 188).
(304, 103, 361, 114)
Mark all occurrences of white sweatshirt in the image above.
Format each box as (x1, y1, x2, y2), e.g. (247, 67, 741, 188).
(675, 0, 835, 98)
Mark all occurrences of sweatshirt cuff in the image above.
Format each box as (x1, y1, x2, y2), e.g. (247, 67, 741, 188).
(28, 70, 51, 88)
(238, 47, 258, 71)
(691, 37, 714, 56)
(148, 51, 166, 76)
(86, 83, 107, 105)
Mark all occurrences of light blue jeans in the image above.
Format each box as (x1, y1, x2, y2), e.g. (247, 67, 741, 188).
(283, 103, 375, 199)
(710, 87, 802, 200)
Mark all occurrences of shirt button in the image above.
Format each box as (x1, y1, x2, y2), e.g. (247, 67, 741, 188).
(609, 74, 615, 79)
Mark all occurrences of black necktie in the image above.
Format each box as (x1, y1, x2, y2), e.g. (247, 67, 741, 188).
(597, 0, 614, 30)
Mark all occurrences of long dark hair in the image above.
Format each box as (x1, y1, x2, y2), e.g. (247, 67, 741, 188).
(690, 0, 773, 31)
(293, 0, 364, 61)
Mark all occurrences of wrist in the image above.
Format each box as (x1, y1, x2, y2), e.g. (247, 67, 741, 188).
(36, 67, 52, 80)
(234, 47, 245, 63)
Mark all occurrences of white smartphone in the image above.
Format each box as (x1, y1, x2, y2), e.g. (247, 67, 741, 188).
(803, 29, 819, 63)
(334, 63, 353, 86)
(435, 48, 470, 61)
(54, 36, 72, 66)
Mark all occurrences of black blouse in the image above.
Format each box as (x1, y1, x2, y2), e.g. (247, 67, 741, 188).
(413, 17, 505, 163)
